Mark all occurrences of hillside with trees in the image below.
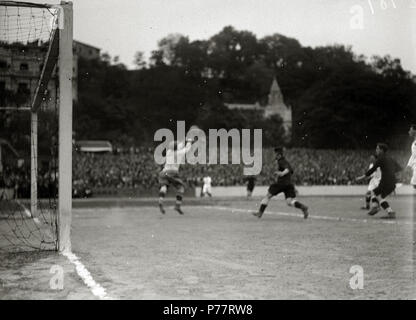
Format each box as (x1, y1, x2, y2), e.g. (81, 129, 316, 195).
(73, 26, 416, 149)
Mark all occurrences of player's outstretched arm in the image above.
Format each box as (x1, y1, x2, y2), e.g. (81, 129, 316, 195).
(406, 159, 415, 169)
(276, 169, 290, 177)
(364, 158, 381, 177)
(184, 138, 195, 152)
(355, 175, 367, 182)
(175, 138, 193, 155)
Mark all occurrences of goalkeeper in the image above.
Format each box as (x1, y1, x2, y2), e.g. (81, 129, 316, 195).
(157, 136, 196, 215)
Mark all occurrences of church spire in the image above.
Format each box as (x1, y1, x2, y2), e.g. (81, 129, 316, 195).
(270, 77, 280, 93)
(268, 77, 283, 106)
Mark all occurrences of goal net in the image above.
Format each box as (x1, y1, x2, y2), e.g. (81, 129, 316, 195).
(0, 1, 73, 253)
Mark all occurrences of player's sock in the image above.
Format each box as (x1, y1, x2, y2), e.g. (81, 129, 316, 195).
(159, 192, 165, 203)
(253, 197, 269, 218)
(371, 196, 379, 208)
(365, 192, 371, 208)
(380, 200, 393, 213)
(293, 200, 306, 210)
(175, 194, 182, 207)
(174, 194, 184, 214)
(259, 204, 267, 214)
(380, 200, 396, 219)
(158, 190, 166, 214)
(367, 196, 381, 215)
(259, 197, 270, 213)
(159, 191, 166, 205)
(293, 200, 309, 219)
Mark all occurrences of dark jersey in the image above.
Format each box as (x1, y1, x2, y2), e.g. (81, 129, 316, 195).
(365, 155, 402, 186)
(244, 176, 256, 185)
(276, 157, 294, 185)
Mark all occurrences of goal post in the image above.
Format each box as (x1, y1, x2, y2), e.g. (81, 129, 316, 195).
(57, 1, 73, 253)
(0, 1, 73, 253)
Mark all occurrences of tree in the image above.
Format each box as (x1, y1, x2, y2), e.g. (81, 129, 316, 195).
(101, 52, 112, 65)
(133, 51, 147, 69)
(153, 33, 188, 65)
(73, 27, 416, 150)
(208, 26, 259, 79)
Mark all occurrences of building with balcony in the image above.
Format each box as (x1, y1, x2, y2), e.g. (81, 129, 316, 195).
(0, 40, 100, 110)
(73, 40, 101, 61)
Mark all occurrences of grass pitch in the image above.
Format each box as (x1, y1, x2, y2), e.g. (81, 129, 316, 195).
(1, 195, 414, 299)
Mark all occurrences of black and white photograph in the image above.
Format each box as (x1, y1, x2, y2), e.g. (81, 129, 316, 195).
(0, 0, 415, 305)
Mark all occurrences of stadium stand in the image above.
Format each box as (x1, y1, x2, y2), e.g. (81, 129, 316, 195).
(2, 147, 412, 198)
(71, 148, 412, 194)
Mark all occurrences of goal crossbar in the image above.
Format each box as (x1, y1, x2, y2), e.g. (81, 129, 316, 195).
(0, 1, 54, 9)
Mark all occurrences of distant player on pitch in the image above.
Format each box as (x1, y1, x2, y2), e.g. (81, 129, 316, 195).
(361, 154, 381, 210)
(244, 175, 256, 198)
(356, 143, 402, 219)
(253, 147, 309, 219)
(202, 174, 212, 197)
(158, 137, 195, 215)
(406, 124, 416, 190)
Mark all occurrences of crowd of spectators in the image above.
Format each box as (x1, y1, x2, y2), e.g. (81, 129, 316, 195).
(71, 147, 413, 192)
(73, 147, 159, 191)
(1, 147, 412, 198)
(0, 166, 57, 199)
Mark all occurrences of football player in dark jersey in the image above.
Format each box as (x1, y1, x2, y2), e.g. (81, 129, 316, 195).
(356, 143, 402, 219)
(253, 147, 309, 219)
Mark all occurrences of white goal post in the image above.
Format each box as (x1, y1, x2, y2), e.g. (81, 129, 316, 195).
(27, 1, 74, 252)
(57, 1, 73, 253)
(0, 1, 73, 252)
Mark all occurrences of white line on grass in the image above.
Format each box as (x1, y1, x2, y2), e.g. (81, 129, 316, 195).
(62, 251, 114, 300)
(207, 206, 416, 226)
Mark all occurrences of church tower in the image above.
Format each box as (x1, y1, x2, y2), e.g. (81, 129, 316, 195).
(264, 77, 292, 140)
(268, 78, 284, 106)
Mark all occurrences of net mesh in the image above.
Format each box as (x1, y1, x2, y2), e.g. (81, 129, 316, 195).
(0, 2, 60, 252)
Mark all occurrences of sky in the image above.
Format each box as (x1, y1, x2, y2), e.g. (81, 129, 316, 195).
(18, 0, 416, 73)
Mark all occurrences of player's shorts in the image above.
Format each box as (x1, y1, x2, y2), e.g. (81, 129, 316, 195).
(372, 182, 395, 199)
(158, 170, 185, 189)
(368, 178, 380, 192)
(268, 183, 296, 199)
(202, 185, 211, 194)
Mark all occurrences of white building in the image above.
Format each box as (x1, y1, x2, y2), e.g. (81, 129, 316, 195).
(225, 77, 292, 138)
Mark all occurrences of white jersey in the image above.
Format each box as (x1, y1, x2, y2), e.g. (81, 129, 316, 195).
(163, 141, 192, 172)
(368, 163, 381, 191)
(407, 140, 416, 168)
(202, 176, 212, 195)
(409, 140, 416, 185)
(203, 176, 212, 187)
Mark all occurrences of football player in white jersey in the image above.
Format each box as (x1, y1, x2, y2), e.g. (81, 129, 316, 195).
(158, 139, 193, 214)
(407, 124, 416, 189)
(361, 154, 381, 210)
(202, 175, 212, 197)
